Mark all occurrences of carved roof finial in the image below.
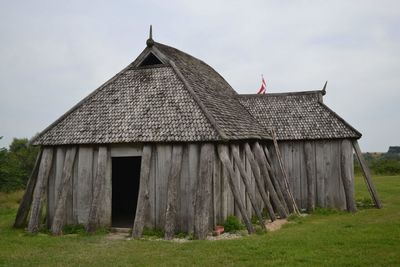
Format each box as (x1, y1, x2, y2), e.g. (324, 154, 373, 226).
(146, 25, 154, 47)
(322, 80, 328, 95)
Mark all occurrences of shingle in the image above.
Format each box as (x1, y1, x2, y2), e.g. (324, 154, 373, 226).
(238, 91, 361, 140)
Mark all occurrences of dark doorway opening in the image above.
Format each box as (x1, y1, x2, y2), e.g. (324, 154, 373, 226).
(112, 156, 141, 228)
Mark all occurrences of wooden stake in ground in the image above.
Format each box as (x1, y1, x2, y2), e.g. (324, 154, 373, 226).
(14, 148, 43, 228)
(194, 143, 214, 239)
(217, 144, 255, 234)
(132, 145, 153, 239)
(165, 145, 183, 240)
(51, 147, 77, 235)
(27, 147, 54, 233)
(230, 144, 266, 229)
(244, 143, 276, 221)
(86, 146, 108, 233)
(252, 142, 288, 219)
(352, 140, 382, 209)
(341, 140, 357, 212)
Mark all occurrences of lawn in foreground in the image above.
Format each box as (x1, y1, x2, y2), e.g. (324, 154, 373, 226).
(0, 175, 399, 266)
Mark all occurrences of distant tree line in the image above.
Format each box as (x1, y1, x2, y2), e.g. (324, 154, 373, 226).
(354, 151, 400, 176)
(0, 137, 39, 192)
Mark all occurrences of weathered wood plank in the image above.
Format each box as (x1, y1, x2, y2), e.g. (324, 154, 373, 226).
(187, 144, 199, 233)
(212, 147, 221, 226)
(194, 143, 214, 239)
(291, 142, 302, 208)
(50, 147, 77, 235)
(72, 150, 79, 224)
(100, 149, 112, 227)
(244, 143, 276, 221)
(315, 141, 326, 207)
(155, 145, 172, 229)
(352, 140, 382, 208)
(14, 148, 43, 228)
(165, 145, 183, 240)
(46, 155, 56, 227)
(340, 140, 357, 212)
(304, 141, 315, 211)
(86, 146, 108, 233)
(218, 145, 254, 234)
(231, 144, 265, 229)
(27, 147, 54, 233)
(76, 146, 94, 225)
(132, 145, 153, 238)
(179, 144, 189, 232)
(221, 162, 229, 222)
(146, 146, 156, 229)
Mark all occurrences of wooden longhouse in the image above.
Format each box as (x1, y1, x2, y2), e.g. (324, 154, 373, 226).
(14, 31, 380, 239)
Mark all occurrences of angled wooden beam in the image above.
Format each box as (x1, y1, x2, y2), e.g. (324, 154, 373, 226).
(252, 142, 288, 219)
(14, 148, 43, 228)
(218, 144, 254, 234)
(165, 145, 183, 240)
(243, 143, 276, 221)
(231, 144, 265, 229)
(270, 130, 300, 214)
(27, 147, 54, 233)
(132, 145, 153, 238)
(86, 146, 108, 233)
(304, 142, 316, 212)
(51, 147, 77, 235)
(352, 140, 382, 208)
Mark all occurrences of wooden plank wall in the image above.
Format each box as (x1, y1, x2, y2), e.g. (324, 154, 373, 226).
(268, 139, 351, 210)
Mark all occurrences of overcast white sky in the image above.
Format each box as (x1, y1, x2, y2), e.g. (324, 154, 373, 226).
(0, 0, 399, 152)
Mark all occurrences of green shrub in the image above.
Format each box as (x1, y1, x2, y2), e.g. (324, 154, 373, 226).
(223, 215, 245, 233)
(63, 224, 87, 235)
(142, 227, 164, 238)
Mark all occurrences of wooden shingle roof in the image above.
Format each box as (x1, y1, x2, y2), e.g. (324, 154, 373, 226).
(238, 91, 361, 141)
(33, 42, 270, 145)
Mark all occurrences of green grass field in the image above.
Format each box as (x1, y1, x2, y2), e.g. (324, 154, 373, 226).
(0, 175, 399, 266)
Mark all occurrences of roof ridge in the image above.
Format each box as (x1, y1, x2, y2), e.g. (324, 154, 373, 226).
(239, 90, 324, 98)
(165, 56, 228, 141)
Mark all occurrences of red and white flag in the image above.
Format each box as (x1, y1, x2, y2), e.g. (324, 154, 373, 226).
(257, 76, 267, 94)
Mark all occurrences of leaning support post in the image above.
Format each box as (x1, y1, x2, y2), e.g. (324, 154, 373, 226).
(263, 145, 294, 213)
(164, 145, 183, 240)
(270, 130, 300, 214)
(86, 146, 108, 233)
(132, 145, 153, 238)
(244, 143, 276, 221)
(194, 143, 214, 239)
(352, 140, 382, 209)
(14, 148, 43, 228)
(51, 147, 77, 235)
(304, 142, 315, 212)
(217, 144, 255, 234)
(230, 144, 266, 229)
(340, 140, 357, 212)
(27, 147, 54, 233)
(253, 142, 288, 219)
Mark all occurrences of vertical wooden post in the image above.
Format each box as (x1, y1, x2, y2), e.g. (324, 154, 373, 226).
(51, 147, 77, 235)
(253, 142, 288, 219)
(270, 130, 300, 214)
(132, 145, 153, 238)
(341, 140, 357, 212)
(165, 145, 183, 240)
(231, 145, 265, 229)
(304, 142, 315, 212)
(217, 144, 254, 234)
(14, 148, 43, 228)
(352, 140, 382, 208)
(194, 143, 214, 239)
(86, 146, 108, 233)
(27, 147, 54, 233)
(244, 143, 276, 221)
